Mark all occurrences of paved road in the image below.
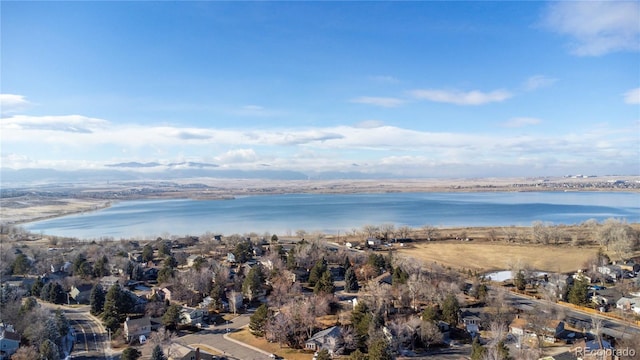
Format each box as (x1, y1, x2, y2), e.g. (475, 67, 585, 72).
(177, 314, 273, 360)
(505, 291, 640, 339)
(39, 302, 114, 360)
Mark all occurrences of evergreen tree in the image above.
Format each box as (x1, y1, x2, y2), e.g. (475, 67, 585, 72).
(343, 256, 352, 270)
(31, 277, 44, 297)
(39, 339, 61, 360)
(157, 265, 174, 284)
(54, 309, 70, 337)
(19, 296, 38, 315)
(314, 269, 334, 294)
(158, 241, 172, 257)
(11, 253, 30, 275)
(286, 250, 297, 269)
(316, 349, 331, 360)
(308, 258, 327, 287)
(344, 267, 359, 292)
(233, 240, 253, 263)
(271, 234, 279, 243)
(421, 305, 440, 322)
(142, 244, 154, 262)
(351, 302, 372, 351)
(121, 347, 142, 360)
(348, 349, 367, 360)
(151, 344, 167, 360)
(515, 271, 526, 291)
(568, 276, 590, 306)
(392, 266, 409, 285)
(441, 293, 460, 325)
(249, 304, 269, 337)
(242, 266, 265, 302)
(93, 255, 109, 278)
(470, 337, 487, 360)
(368, 333, 393, 360)
(90, 283, 106, 315)
(162, 304, 183, 330)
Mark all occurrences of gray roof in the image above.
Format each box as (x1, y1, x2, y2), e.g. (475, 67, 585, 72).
(307, 326, 341, 343)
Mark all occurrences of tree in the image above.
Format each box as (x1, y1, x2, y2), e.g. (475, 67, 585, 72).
(142, 244, 154, 262)
(11, 253, 30, 275)
(93, 255, 109, 277)
(351, 302, 372, 351)
(90, 283, 106, 315)
(368, 333, 393, 360)
(441, 293, 460, 326)
(344, 267, 359, 292)
(39, 339, 61, 360)
(470, 337, 486, 360)
(271, 234, 279, 243)
(157, 265, 174, 284)
(54, 309, 70, 337)
(242, 266, 265, 302)
(420, 320, 443, 348)
(421, 305, 440, 322)
(121, 347, 142, 360)
(515, 270, 526, 291)
(316, 349, 331, 360)
(392, 266, 409, 285)
(233, 240, 253, 263)
(162, 304, 182, 330)
(314, 269, 334, 294)
(158, 241, 172, 257)
(308, 258, 327, 287)
(348, 349, 367, 360)
(151, 344, 167, 360)
(249, 304, 269, 337)
(31, 276, 44, 297)
(568, 275, 589, 306)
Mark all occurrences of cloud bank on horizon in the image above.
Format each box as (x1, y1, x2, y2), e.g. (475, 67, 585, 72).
(1, 1, 638, 179)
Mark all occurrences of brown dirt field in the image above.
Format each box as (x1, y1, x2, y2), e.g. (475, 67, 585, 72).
(228, 328, 313, 360)
(397, 241, 601, 273)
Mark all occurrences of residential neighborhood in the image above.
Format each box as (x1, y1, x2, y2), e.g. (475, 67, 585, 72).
(0, 220, 639, 360)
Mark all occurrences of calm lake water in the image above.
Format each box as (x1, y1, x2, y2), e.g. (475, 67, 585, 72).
(24, 192, 640, 240)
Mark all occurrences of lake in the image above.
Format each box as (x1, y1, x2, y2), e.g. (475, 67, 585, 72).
(24, 192, 640, 240)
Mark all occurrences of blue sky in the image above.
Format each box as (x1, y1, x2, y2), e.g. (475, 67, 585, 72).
(1, 1, 639, 178)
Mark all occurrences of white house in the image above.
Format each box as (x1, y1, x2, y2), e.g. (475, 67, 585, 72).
(616, 297, 640, 314)
(180, 306, 206, 326)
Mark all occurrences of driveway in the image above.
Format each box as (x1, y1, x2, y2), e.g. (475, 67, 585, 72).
(177, 314, 273, 360)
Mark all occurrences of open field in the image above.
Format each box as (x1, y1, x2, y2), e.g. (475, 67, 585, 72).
(228, 328, 313, 360)
(398, 241, 602, 273)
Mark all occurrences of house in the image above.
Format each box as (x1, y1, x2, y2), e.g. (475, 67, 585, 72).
(186, 255, 202, 268)
(541, 320, 564, 343)
(161, 286, 174, 302)
(100, 275, 120, 289)
(124, 317, 151, 343)
(128, 252, 143, 262)
(305, 326, 343, 356)
(573, 338, 615, 360)
(616, 296, 640, 314)
(169, 344, 215, 360)
(597, 265, 622, 279)
(0, 324, 20, 360)
(367, 237, 381, 247)
(69, 284, 93, 304)
(463, 315, 481, 336)
(180, 306, 205, 326)
(509, 317, 527, 336)
(227, 253, 237, 263)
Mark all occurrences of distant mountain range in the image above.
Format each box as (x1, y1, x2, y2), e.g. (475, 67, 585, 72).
(0, 166, 395, 185)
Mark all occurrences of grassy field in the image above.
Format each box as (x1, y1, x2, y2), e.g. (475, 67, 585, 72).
(228, 328, 313, 360)
(397, 241, 601, 273)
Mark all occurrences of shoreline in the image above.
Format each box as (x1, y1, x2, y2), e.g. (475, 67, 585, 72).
(2, 176, 639, 227)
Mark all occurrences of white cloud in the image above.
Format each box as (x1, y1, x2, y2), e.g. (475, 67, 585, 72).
(541, 1, 640, 56)
(503, 117, 542, 128)
(2, 113, 637, 177)
(350, 96, 406, 108)
(2, 114, 110, 133)
(523, 75, 557, 91)
(0, 94, 31, 115)
(623, 87, 640, 104)
(214, 149, 259, 164)
(354, 120, 385, 129)
(408, 89, 512, 105)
